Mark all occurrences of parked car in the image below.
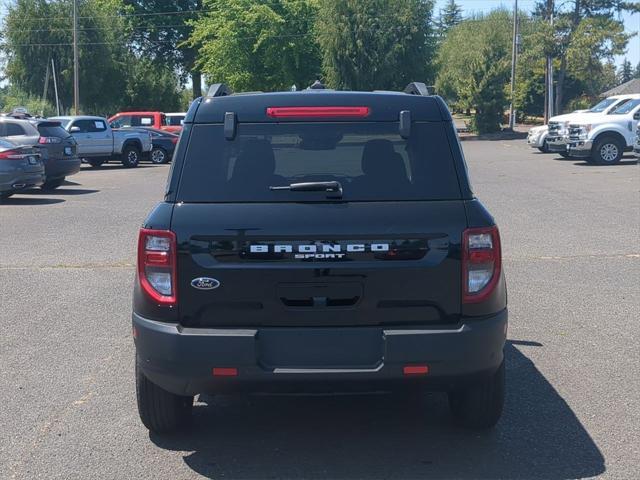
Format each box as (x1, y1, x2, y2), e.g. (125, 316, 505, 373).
(134, 127, 178, 164)
(165, 112, 186, 131)
(633, 124, 640, 159)
(133, 82, 507, 433)
(546, 95, 640, 156)
(0, 117, 79, 189)
(527, 125, 550, 152)
(567, 98, 640, 164)
(0, 138, 45, 200)
(108, 111, 182, 134)
(51, 115, 153, 168)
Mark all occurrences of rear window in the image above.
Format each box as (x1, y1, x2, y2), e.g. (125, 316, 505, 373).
(37, 124, 70, 138)
(166, 115, 185, 126)
(177, 122, 461, 202)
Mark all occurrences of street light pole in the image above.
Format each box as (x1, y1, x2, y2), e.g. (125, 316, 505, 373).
(73, 0, 80, 115)
(508, 0, 518, 130)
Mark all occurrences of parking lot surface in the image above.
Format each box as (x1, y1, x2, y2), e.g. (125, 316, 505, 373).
(1, 143, 638, 479)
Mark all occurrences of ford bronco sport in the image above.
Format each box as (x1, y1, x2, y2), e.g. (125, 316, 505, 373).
(133, 82, 508, 433)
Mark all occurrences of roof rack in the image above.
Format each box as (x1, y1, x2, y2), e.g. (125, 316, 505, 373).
(404, 82, 432, 96)
(207, 83, 233, 97)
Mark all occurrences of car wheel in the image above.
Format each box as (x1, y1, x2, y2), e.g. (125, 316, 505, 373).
(136, 360, 193, 433)
(150, 147, 169, 164)
(559, 152, 571, 158)
(88, 159, 105, 168)
(41, 177, 65, 190)
(448, 359, 505, 429)
(121, 145, 141, 168)
(592, 136, 623, 165)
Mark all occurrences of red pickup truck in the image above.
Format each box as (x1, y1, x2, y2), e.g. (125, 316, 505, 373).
(108, 111, 182, 134)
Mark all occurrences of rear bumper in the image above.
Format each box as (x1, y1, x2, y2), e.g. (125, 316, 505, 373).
(0, 171, 45, 193)
(134, 309, 508, 396)
(44, 157, 81, 179)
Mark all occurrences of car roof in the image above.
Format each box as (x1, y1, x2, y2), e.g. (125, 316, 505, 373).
(166, 112, 186, 116)
(50, 115, 106, 121)
(188, 83, 450, 124)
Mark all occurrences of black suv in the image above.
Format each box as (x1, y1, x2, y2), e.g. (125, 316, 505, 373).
(133, 83, 507, 433)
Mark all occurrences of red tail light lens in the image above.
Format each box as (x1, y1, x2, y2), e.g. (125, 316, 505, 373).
(462, 226, 501, 304)
(38, 136, 62, 144)
(266, 106, 370, 118)
(137, 229, 177, 306)
(0, 149, 23, 160)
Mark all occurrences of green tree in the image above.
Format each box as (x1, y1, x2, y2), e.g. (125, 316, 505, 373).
(436, 10, 512, 133)
(120, 58, 181, 112)
(617, 58, 633, 84)
(436, 0, 462, 37)
(0, 85, 56, 116)
(122, 0, 204, 99)
(189, 0, 321, 92)
(316, 0, 436, 90)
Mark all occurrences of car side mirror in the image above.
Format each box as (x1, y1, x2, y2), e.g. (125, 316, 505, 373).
(70, 126, 81, 133)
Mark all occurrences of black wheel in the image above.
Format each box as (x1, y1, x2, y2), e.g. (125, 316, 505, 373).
(121, 145, 140, 168)
(150, 147, 169, 164)
(41, 177, 65, 190)
(448, 359, 505, 429)
(88, 159, 105, 168)
(538, 139, 549, 153)
(136, 360, 193, 433)
(559, 152, 571, 158)
(0, 192, 14, 201)
(591, 136, 623, 165)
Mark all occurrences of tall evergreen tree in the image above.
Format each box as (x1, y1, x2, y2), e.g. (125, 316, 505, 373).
(436, 0, 462, 36)
(617, 58, 633, 84)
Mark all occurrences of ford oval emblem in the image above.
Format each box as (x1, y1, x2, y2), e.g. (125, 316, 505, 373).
(191, 277, 220, 290)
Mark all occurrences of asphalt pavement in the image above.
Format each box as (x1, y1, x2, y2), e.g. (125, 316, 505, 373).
(0, 143, 638, 479)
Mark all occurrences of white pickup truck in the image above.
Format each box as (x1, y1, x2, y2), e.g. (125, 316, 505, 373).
(50, 115, 152, 168)
(545, 95, 637, 156)
(566, 98, 640, 164)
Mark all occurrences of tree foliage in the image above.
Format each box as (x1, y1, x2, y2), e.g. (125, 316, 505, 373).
(436, 10, 513, 133)
(189, 0, 321, 92)
(436, 0, 462, 37)
(316, 0, 436, 90)
(618, 58, 633, 84)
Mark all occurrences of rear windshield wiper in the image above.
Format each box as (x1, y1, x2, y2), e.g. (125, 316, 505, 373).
(270, 181, 343, 198)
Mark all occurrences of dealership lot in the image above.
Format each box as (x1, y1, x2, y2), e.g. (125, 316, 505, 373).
(0, 141, 638, 479)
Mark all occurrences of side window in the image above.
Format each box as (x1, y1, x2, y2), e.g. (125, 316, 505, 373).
(71, 120, 92, 133)
(90, 120, 107, 132)
(0, 123, 6, 137)
(6, 123, 26, 136)
(161, 114, 167, 126)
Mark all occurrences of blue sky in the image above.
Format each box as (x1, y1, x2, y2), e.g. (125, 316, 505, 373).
(435, 0, 640, 68)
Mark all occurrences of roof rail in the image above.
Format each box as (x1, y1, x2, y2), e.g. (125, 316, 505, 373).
(403, 82, 431, 96)
(207, 83, 233, 97)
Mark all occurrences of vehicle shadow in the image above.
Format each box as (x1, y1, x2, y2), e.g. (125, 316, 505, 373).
(149, 342, 604, 480)
(573, 160, 638, 167)
(81, 163, 164, 171)
(0, 197, 65, 206)
(23, 187, 99, 196)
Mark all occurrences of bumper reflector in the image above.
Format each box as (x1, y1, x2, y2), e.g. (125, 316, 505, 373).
(403, 365, 429, 376)
(213, 367, 238, 377)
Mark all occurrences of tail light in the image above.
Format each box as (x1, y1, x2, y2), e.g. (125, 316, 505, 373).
(0, 149, 25, 160)
(39, 136, 62, 144)
(170, 136, 179, 144)
(266, 106, 370, 118)
(462, 226, 501, 303)
(137, 228, 177, 306)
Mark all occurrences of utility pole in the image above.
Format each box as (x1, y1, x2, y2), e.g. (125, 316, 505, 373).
(544, 0, 554, 123)
(41, 59, 50, 117)
(73, 0, 80, 115)
(508, 0, 518, 130)
(52, 59, 61, 116)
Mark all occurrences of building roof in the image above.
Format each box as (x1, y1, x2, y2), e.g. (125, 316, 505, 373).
(601, 78, 640, 97)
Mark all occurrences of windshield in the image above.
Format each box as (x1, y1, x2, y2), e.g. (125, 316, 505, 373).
(49, 118, 72, 129)
(588, 98, 619, 113)
(609, 99, 640, 115)
(178, 122, 462, 203)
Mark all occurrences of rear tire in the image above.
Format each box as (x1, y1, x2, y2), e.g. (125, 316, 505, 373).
(136, 361, 193, 433)
(537, 139, 549, 153)
(591, 136, 623, 165)
(121, 145, 140, 168)
(448, 359, 505, 429)
(41, 177, 65, 190)
(150, 147, 169, 164)
(559, 152, 571, 158)
(88, 159, 105, 168)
